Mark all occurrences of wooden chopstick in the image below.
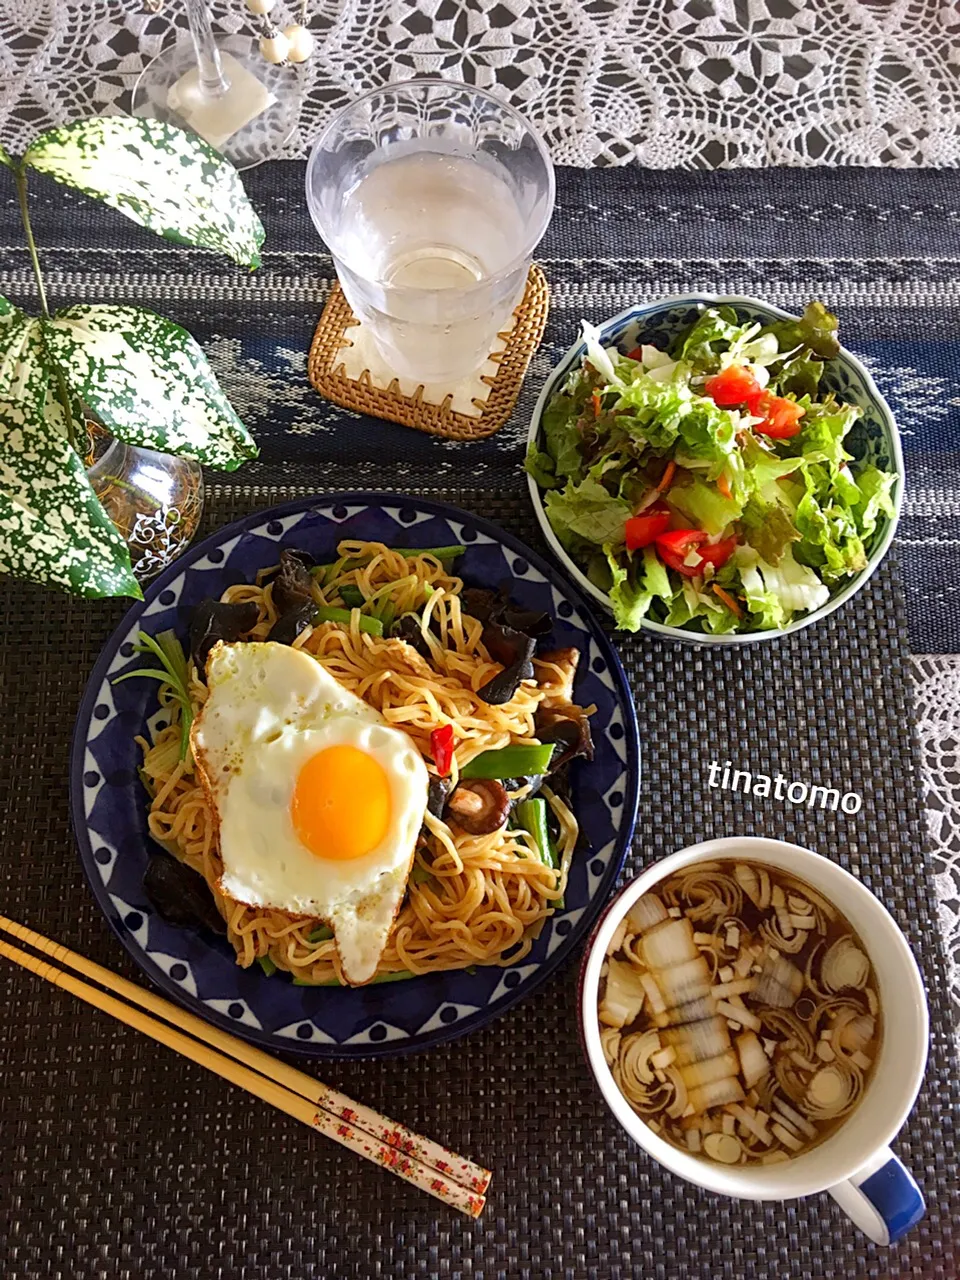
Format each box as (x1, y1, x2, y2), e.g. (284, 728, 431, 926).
(0, 914, 489, 1196)
(0, 920, 489, 1216)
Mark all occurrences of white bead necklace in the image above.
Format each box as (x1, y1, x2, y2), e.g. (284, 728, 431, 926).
(245, 0, 315, 65)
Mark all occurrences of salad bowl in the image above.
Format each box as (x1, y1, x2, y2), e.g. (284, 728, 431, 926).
(525, 295, 904, 645)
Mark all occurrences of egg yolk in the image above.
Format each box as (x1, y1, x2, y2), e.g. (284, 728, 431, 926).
(291, 745, 391, 860)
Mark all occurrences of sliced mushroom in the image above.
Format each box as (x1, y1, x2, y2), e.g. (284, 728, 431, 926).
(268, 599, 316, 645)
(272, 547, 316, 616)
(535, 708, 595, 771)
(143, 852, 225, 935)
(391, 612, 434, 659)
(445, 779, 511, 834)
(189, 598, 260, 671)
(461, 586, 551, 638)
(426, 774, 454, 818)
(476, 636, 536, 705)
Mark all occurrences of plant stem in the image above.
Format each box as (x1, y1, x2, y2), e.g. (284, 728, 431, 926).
(102, 474, 163, 512)
(14, 165, 49, 319)
(15, 164, 79, 452)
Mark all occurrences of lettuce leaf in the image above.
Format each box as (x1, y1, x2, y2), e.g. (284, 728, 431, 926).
(739, 496, 800, 565)
(737, 557, 786, 630)
(661, 579, 737, 633)
(608, 376, 694, 453)
(737, 546, 830, 624)
(792, 398, 860, 471)
(701, 595, 742, 635)
(770, 349, 824, 398)
(762, 300, 840, 360)
(581, 320, 621, 385)
(794, 464, 867, 583)
(670, 306, 746, 371)
(524, 440, 557, 489)
(541, 392, 585, 481)
(668, 474, 743, 534)
(852, 464, 897, 539)
(543, 477, 631, 550)
(603, 546, 661, 630)
(739, 433, 806, 504)
(675, 400, 740, 468)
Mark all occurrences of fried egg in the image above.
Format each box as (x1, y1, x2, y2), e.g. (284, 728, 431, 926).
(190, 641, 429, 984)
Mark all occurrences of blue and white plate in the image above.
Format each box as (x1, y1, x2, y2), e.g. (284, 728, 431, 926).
(71, 494, 641, 1057)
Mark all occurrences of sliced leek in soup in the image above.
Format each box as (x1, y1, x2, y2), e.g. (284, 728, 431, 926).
(598, 859, 881, 1166)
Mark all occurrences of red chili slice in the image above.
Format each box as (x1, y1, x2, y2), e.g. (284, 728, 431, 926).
(430, 724, 455, 777)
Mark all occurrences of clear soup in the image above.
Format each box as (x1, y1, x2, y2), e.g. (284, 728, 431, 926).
(598, 859, 881, 1167)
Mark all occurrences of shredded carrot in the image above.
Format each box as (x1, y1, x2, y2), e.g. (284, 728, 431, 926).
(712, 584, 743, 617)
(657, 460, 676, 492)
(717, 471, 732, 500)
(592, 389, 602, 417)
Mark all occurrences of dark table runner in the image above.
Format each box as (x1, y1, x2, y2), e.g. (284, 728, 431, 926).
(1, 164, 958, 1279)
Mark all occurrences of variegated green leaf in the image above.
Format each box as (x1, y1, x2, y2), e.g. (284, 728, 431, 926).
(23, 117, 264, 269)
(42, 304, 258, 471)
(0, 298, 85, 441)
(0, 144, 13, 170)
(0, 395, 140, 599)
(0, 297, 36, 395)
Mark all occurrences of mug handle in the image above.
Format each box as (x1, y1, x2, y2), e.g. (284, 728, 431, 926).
(828, 1147, 925, 1245)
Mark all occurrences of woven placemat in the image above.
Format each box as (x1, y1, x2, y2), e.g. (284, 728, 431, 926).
(307, 266, 550, 440)
(0, 471, 956, 1280)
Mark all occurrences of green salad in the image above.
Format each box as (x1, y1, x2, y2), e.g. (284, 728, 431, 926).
(525, 302, 897, 635)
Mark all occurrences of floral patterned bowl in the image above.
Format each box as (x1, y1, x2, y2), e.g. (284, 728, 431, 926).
(71, 494, 641, 1058)
(526, 294, 904, 645)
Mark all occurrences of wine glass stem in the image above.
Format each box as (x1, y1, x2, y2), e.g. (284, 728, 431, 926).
(187, 0, 230, 99)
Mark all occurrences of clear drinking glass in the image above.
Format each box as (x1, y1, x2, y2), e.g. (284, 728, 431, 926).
(305, 79, 555, 384)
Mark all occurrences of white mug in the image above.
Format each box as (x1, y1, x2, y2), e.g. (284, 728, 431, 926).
(579, 836, 928, 1245)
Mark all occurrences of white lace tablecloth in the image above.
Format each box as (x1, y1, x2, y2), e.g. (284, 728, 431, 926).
(1, 0, 958, 1040)
(3, 0, 960, 166)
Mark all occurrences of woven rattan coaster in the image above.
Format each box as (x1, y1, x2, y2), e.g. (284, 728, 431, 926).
(307, 265, 549, 440)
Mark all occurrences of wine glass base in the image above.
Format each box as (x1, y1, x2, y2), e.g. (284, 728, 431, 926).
(132, 36, 300, 171)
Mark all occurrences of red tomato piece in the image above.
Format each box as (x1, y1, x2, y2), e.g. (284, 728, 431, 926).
(704, 365, 762, 408)
(626, 346, 643, 361)
(625, 504, 671, 551)
(655, 529, 738, 576)
(697, 535, 738, 570)
(654, 528, 706, 577)
(751, 391, 805, 439)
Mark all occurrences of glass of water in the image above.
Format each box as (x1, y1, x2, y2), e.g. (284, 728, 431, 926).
(305, 79, 555, 384)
